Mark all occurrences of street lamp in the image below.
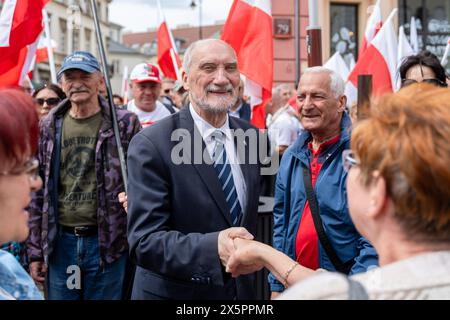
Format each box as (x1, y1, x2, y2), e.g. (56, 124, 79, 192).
(190, 0, 203, 40)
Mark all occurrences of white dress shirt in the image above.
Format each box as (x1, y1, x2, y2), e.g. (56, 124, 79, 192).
(189, 104, 247, 215)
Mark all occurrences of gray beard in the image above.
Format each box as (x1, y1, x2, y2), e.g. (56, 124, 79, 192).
(190, 91, 238, 114)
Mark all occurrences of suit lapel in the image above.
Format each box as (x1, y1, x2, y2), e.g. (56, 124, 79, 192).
(179, 107, 233, 226)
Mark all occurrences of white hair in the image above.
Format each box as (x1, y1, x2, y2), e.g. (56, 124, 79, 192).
(182, 39, 235, 74)
(302, 66, 345, 98)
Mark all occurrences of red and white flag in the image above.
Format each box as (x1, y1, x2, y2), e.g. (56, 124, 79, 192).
(348, 9, 398, 96)
(359, 0, 382, 57)
(35, 35, 57, 65)
(221, 0, 273, 129)
(0, 0, 49, 87)
(156, 0, 181, 80)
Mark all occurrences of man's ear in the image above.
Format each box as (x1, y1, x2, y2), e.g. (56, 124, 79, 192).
(338, 95, 347, 113)
(182, 70, 189, 91)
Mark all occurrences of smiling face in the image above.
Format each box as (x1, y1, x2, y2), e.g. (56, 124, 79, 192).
(130, 81, 161, 112)
(183, 40, 240, 114)
(60, 69, 103, 105)
(0, 156, 42, 243)
(297, 72, 345, 138)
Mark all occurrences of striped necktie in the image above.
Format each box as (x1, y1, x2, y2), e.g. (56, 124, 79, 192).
(212, 130, 242, 225)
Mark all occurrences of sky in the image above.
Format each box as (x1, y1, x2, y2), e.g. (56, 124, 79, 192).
(110, 0, 234, 33)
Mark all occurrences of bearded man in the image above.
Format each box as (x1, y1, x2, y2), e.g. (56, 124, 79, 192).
(126, 39, 264, 300)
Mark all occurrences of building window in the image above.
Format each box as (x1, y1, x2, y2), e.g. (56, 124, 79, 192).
(73, 29, 80, 51)
(330, 3, 358, 67)
(85, 28, 92, 52)
(59, 18, 67, 53)
(399, 0, 450, 73)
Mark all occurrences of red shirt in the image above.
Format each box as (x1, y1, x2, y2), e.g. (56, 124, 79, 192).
(294, 134, 341, 270)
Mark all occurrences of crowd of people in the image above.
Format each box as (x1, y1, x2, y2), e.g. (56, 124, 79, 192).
(0, 40, 449, 300)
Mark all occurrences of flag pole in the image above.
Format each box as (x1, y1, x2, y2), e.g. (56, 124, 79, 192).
(90, 0, 128, 192)
(306, 0, 322, 66)
(42, 9, 57, 84)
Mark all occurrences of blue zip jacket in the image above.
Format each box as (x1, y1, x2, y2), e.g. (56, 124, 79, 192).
(269, 113, 379, 292)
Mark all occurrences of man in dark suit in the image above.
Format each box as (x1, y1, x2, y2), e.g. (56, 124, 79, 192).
(229, 79, 251, 121)
(126, 39, 263, 300)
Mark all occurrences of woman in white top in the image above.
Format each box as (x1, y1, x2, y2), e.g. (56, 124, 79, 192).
(226, 84, 450, 299)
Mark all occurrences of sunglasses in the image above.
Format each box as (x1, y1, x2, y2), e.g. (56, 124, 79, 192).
(401, 78, 448, 88)
(35, 97, 61, 106)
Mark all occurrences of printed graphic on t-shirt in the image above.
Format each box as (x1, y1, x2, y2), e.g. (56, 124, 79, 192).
(58, 112, 102, 226)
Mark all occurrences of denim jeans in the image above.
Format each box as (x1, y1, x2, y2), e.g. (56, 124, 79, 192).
(47, 229, 126, 300)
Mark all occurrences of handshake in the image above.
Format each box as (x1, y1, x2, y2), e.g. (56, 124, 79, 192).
(119, 192, 265, 278)
(217, 227, 265, 278)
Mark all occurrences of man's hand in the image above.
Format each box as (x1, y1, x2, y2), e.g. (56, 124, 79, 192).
(118, 192, 128, 214)
(29, 261, 47, 284)
(218, 227, 253, 267)
(225, 238, 264, 277)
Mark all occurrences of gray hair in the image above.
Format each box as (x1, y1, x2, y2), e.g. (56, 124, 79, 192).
(302, 66, 345, 98)
(182, 39, 235, 74)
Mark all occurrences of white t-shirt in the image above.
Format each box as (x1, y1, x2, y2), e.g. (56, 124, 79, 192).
(127, 99, 171, 128)
(279, 251, 450, 300)
(267, 106, 303, 154)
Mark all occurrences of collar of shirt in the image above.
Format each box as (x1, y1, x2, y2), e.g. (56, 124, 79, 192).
(189, 103, 232, 147)
(307, 134, 341, 158)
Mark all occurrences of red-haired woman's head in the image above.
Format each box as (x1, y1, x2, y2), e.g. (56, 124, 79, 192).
(0, 89, 39, 171)
(0, 88, 41, 243)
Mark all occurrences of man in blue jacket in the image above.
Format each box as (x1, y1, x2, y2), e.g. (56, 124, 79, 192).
(269, 67, 378, 298)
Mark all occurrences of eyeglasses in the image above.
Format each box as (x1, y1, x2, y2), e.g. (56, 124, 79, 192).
(401, 78, 448, 88)
(35, 97, 61, 106)
(1, 158, 39, 181)
(342, 149, 360, 172)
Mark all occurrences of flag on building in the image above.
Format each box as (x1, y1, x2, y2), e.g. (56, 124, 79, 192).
(0, 0, 49, 87)
(359, 0, 382, 57)
(410, 16, 419, 53)
(221, 0, 273, 129)
(349, 9, 398, 96)
(324, 51, 357, 107)
(156, 0, 181, 80)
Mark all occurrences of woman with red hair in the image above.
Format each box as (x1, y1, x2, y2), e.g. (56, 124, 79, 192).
(226, 84, 450, 299)
(0, 89, 43, 300)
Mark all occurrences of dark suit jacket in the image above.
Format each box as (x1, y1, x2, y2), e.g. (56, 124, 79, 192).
(238, 101, 251, 121)
(127, 106, 261, 300)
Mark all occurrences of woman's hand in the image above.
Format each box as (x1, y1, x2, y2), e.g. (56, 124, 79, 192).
(226, 238, 265, 277)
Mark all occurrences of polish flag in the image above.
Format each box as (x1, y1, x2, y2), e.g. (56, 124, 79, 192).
(156, 0, 181, 80)
(221, 0, 273, 129)
(348, 9, 398, 96)
(324, 52, 357, 107)
(35, 36, 57, 65)
(359, 0, 382, 57)
(0, 0, 49, 87)
(396, 25, 414, 90)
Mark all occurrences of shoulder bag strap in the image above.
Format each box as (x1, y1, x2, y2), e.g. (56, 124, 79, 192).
(302, 164, 352, 274)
